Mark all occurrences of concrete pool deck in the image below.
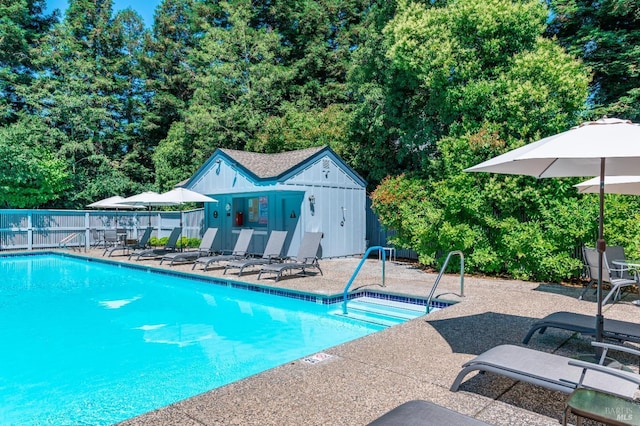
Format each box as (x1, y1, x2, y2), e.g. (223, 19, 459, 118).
(73, 249, 640, 425)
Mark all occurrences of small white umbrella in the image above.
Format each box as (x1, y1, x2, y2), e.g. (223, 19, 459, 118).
(575, 176, 640, 195)
(465, 117, 640, 343)
(87, 196, 144, 228)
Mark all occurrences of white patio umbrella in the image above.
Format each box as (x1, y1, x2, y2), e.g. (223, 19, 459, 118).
(155, 188, 218, 248)
(155, 187, 218, 205)
(575, 176, 640, 195)
(465, 117, 640, 343)
(87, 195, 141, 209)
(117, 191, 179, 226)
(87, 195, 145, 228)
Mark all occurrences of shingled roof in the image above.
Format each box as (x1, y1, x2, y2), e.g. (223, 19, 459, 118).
(219, 146, 325, 179)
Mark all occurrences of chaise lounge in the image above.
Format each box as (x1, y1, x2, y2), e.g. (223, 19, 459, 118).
(193, 228, 254, 271)
(451, 341, 640, 398)
(257, 231, 323, 282)
(160, 228, 218, 266)
(522, 311, 640, 345)
(224, 230, 287, 276)
(367, 400, 489, 425)
(129, 227, 182, 261)
(104, 226, 153, 257)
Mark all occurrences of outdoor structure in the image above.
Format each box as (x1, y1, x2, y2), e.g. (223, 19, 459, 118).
(182, 146, 367, 258)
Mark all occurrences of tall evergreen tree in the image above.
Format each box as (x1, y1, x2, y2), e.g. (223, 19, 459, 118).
(25, 0, 149, 206)
(0, 0, 56, 124)
(547, 0, 640, 120)
(153, 0, 292, 189)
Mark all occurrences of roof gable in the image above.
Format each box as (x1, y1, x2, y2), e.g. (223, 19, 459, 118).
(185, 145, 366, 189)
(220, 146, 324, 179)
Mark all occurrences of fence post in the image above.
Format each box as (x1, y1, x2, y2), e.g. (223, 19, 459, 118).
(85, 212, 90, 251)
(27, 210, 33, 251)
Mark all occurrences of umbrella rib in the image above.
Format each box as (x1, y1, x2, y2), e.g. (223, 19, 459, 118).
(537, 159, 558, 178)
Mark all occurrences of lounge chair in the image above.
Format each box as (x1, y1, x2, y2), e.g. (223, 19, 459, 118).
(582, 247, 637, 304)
(129, 227, 182, 261)
(104, 226, 153, 257)
(523, 311, 640, 345)
(368, 400, 489, 426)
(160, 228, 218, 266)
(451, 341, 640, 398)
(224, 230, 288, 276)
(257, 231, 323, 282)
(192, 228, 254, 271)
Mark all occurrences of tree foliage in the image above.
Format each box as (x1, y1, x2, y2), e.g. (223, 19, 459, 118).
(1, 0, 639, 281)
(371, 0, 592, 281)
(0, 116, 70, 207)
(547, 0, 640, 120)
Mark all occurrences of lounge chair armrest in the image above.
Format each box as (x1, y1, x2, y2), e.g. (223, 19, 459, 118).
(568, 359, 640, 388)
(592, 341, 640, 358)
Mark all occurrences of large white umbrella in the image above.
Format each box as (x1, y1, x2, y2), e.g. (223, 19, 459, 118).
(575, 176, 640, 195)
(87, 196, 145, 228)
(117, 191, 179, 207)
(465, 117, 640, 343)
(155, 187, 218, 205)
(118, 191, 179, 227)
(87, 195, 143, 209)
(155, 188, 218, 248)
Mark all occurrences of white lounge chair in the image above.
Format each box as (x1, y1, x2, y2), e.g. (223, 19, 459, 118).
(224, 230, 287, 276)
(257, 232, 323, 282)
(451, 341, 640, 398)
(192, 229, 254, 271)
(580, 245, 636, 299)
(160, 228, 218, 266)
(582, 247, 637, 304)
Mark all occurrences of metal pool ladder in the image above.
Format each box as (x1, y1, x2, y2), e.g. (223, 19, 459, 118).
(342, 246, 387, 314)
(426, 250, 464, 313)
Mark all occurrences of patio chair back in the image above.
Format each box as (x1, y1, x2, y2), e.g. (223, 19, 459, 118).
(104, 229, 119, 246)
(136, 226, 153, 248)
(605, 245, 635, 280)
(295, 232, 323, 263)
(231, 229, 253, 256)
(164, 227, 182, 249)
(199, 228, 218, 251)
(91, 229, 104, 247)
(261, 230, 288, 259)
(583, 247, 614, 283)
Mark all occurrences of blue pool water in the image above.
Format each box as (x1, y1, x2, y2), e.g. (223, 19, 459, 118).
(0, 254, 384, 425)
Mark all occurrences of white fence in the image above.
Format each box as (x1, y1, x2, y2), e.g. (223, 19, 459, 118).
(0, 209, 205, 251)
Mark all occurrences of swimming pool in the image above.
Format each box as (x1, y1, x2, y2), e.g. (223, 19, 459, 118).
(0, 254, 396, 425)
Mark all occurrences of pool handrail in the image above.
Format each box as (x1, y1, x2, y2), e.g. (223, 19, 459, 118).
(426, 250, 464, 313)
(342, 246, 386, 314)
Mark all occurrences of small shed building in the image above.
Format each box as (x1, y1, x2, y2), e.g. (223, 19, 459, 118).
(182, 146, 367, 258)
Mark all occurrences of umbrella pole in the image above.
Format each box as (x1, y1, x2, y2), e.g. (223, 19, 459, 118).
(596, 158, 606, 344)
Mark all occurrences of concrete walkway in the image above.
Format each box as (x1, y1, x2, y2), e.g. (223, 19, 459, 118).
(78, 249, 640, 425)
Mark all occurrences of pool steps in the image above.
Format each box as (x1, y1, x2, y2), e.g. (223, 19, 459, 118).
(331, 296, 437, 327)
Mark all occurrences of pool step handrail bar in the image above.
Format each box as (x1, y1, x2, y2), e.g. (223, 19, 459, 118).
(426, 250, 464, 313)
(342, 246, 387, 314)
